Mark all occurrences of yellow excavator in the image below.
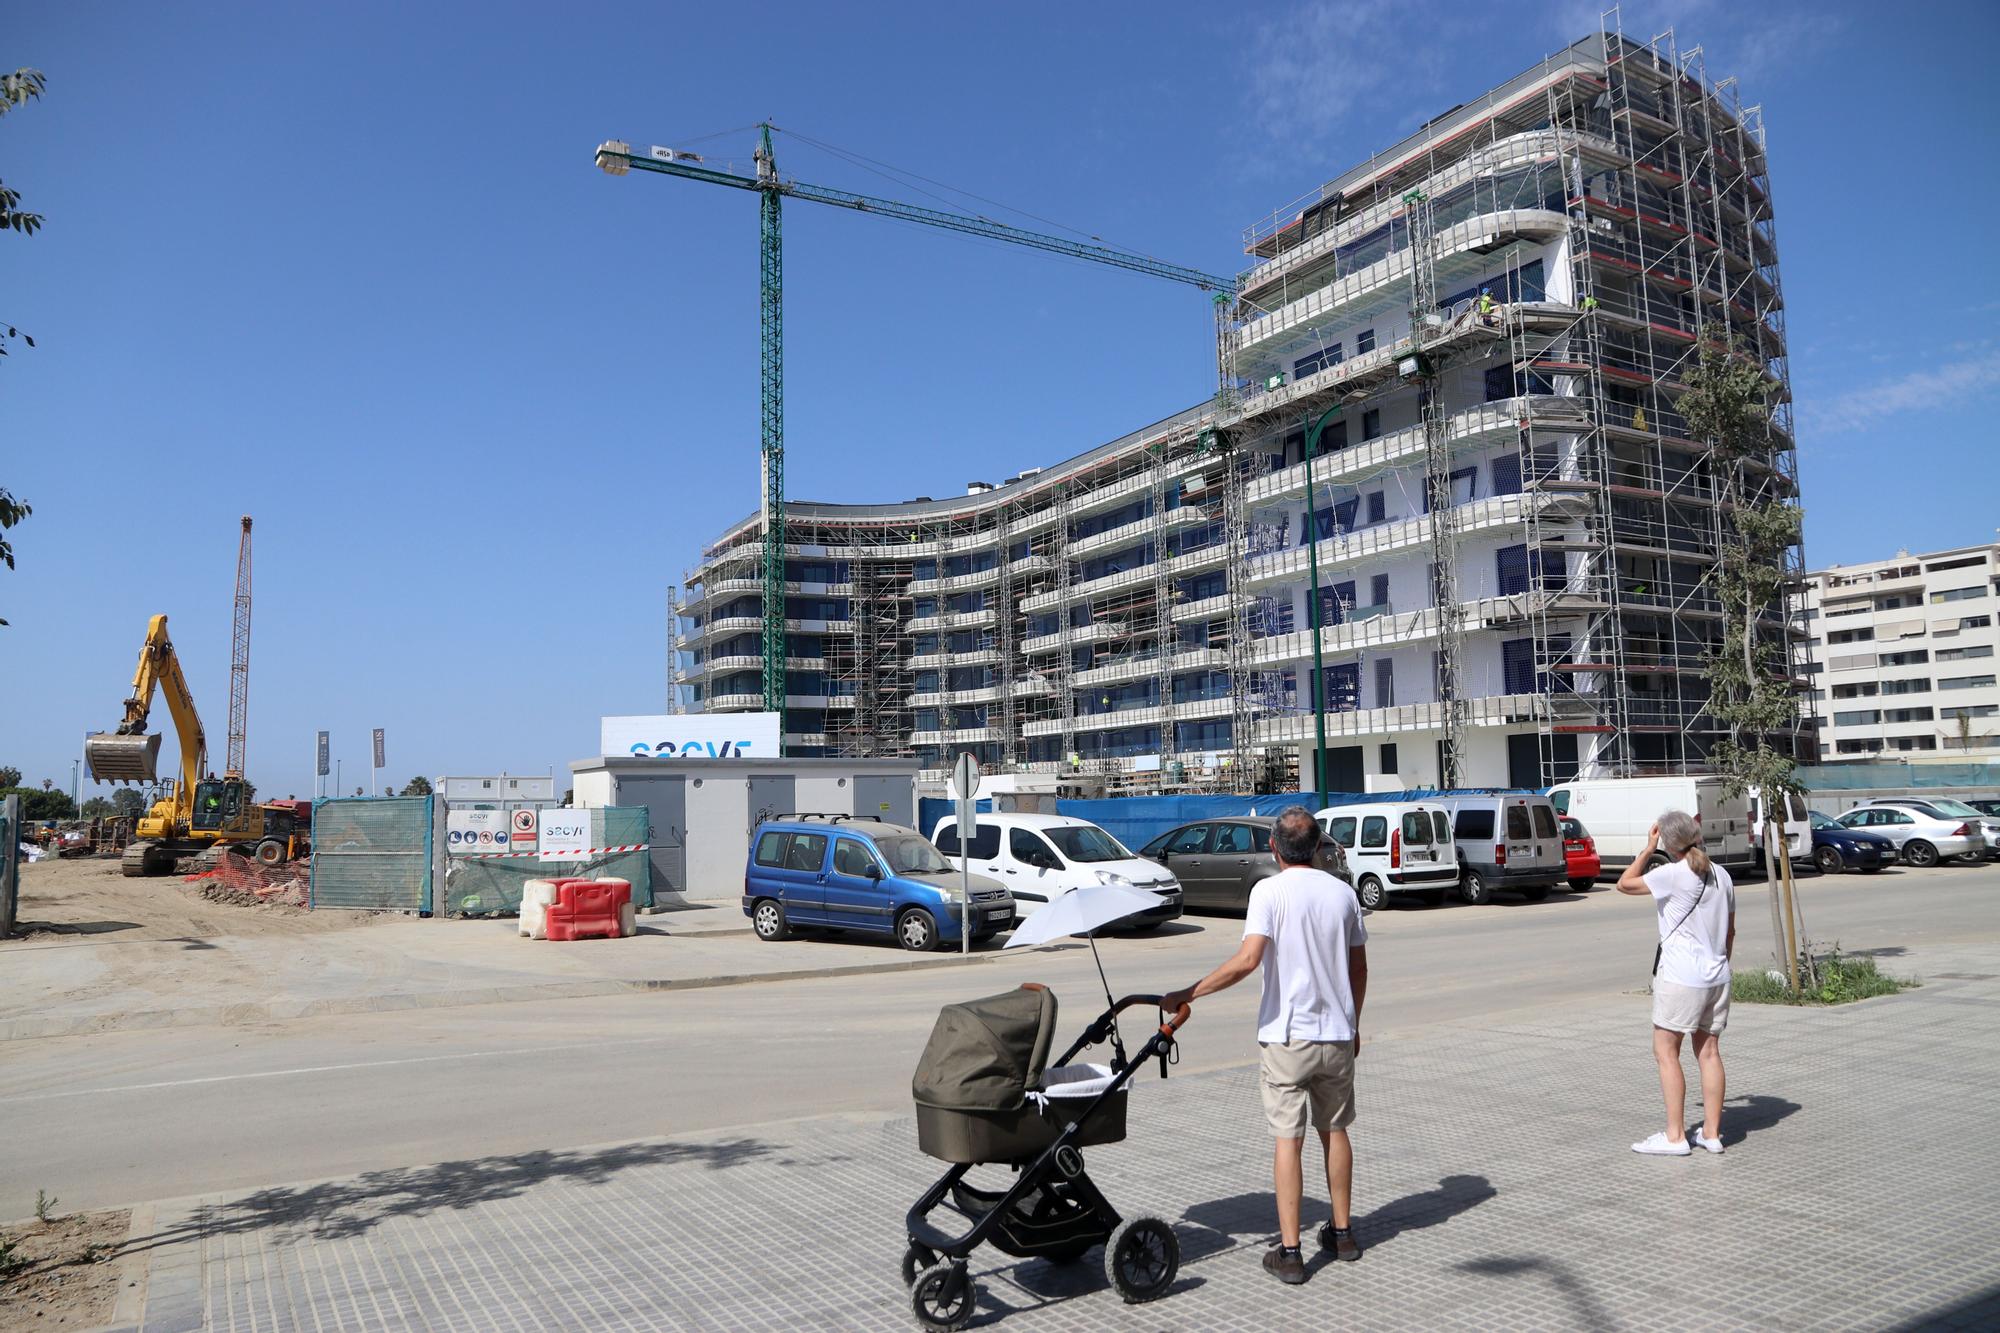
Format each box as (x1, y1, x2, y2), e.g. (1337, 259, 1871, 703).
(85, 614, 304, 876)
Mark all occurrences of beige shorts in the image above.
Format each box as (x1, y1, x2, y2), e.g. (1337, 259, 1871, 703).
(1652, 978, 1730, 1034)
(1259, 1039, 1356, 1138)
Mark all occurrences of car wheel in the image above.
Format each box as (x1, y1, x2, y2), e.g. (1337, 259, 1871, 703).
(896, 908, 939, 952)
(751, 898, 788, 941)
(1458, 870, 1490, 906)
(1568, 878, 1595, 892)
(1957, 852, 1984, 866)
(1902, 840, 1939, 868)
(1813, 845, 1844, 875)
(1356, 876, 1385, 911)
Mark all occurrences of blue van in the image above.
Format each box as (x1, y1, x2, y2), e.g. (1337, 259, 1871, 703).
(742, 816, 1017, 951)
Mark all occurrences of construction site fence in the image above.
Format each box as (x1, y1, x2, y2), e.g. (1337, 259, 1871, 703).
(310, 795, 434, 913)
(1798, 763, 2000, 793)
(441, 806, 652, 919)
(1, 793, 20, 938)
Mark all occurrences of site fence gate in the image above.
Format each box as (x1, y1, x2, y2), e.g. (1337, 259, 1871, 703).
(442, 805, 652, 918)
(309, 795, 435, 912)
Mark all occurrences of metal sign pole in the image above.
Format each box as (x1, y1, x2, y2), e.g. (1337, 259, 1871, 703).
(952, 752, 980, 956)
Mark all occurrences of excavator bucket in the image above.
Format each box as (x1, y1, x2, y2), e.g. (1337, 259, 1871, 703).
(86, 732, 163, 784)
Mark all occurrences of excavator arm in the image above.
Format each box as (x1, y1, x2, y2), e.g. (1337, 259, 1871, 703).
(86, 615, 208, 808)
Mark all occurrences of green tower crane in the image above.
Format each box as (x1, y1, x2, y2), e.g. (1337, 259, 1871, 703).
(595, 126, 1232, 734)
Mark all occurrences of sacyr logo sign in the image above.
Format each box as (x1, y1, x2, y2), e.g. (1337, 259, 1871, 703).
(629, 740, 757, 758)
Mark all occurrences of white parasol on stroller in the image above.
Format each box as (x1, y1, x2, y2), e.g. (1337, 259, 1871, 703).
(1005, 882, 1170, 1031)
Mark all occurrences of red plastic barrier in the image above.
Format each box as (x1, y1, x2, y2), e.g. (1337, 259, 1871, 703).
(543, 878, 632, 942)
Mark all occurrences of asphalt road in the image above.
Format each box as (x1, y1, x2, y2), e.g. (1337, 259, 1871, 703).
(4, 863, 1993, 1215)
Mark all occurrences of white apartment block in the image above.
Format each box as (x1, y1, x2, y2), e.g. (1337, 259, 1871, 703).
(1804, 542, 2000, 761)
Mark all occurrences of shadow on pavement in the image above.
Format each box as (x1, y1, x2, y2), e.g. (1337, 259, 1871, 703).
(124, 1136, 784, 1253)
(1458, 1255, 1614, 1328)
(1717, 1093, 1801, 1147)
(1888, 1283, 2000, 1330)
(1181, 1173, 1497, 1254)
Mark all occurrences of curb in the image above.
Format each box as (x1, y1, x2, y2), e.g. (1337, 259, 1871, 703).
(0, 948, 1019, 1044)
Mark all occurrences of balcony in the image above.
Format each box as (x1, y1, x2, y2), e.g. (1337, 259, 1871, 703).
(1246, 492, 1593, 591)
(1075, 646, 1227, 688)
(909, 564, 1004, 595)
(906, 608, 998, 633)
(1021, 620, 1130, 656)
(908, 649, 998, 670)
(684, 615, 764, 646)
(1068, 506, 1213, 560)
(1022, 695, 1231, 738)
(911, 726, 997, 747)
(1253, 692, 1548, 743)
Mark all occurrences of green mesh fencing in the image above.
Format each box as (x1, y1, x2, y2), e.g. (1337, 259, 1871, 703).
(310, 796, 434, 911)
(442, 806, 652, 918)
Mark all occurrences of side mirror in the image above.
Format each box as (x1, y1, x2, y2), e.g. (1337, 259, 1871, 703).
(864, 862, 882, 880)
(1157, 847, 1172, 861)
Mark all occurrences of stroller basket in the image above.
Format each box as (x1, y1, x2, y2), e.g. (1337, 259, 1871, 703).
(916, 1062, 1129, 1164)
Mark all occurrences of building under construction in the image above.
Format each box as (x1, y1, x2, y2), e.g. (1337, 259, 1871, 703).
(678, 22, 1809, 790)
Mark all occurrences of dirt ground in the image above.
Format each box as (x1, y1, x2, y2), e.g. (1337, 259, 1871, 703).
(0, 1208, 130, 1330)
(3, 855, 380, 946)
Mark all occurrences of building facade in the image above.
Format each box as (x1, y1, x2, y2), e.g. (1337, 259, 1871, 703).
(1803, 543, 2000, 762)
(679, 26, 1808, 789)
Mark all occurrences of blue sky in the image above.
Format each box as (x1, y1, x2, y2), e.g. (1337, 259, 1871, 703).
(4, 0, 1997, 798)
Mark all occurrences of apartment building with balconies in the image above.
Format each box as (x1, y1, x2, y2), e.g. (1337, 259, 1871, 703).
(1803, 543, 2000, 762)
(677, 23, 1807, 790)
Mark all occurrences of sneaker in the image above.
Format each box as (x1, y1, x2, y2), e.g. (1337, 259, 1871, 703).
(1262, 1246, 1308, 1285)
(1316, 1222, 1363, 1262)
(1632, 1131, 1692, 1156)
(1693, 1129, 1724, 1154)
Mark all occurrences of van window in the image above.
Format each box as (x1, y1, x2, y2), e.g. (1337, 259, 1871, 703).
(1455, 809, 1495, 841)
(1549, 789, 1570, 815)
(833, 839, 877, 878)
(1325, 816, 1358, 847)
(1532, 806, 1558, 838)
(784, 832, 827, 871)
(1505, 804, 1533, 839)
(1432, 811, 1450, 843)
(1361, 815, 1388, 848)
(1402, 812, 1433, 844)
(754, 832, 789, 867)
(1010, 828, 1059, 868)
(935, 822, 1001, 860)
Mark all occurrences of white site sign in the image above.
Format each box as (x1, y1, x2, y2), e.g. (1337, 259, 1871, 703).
(538, 809, 593, 861)
(446, 809, 512, 855)
(601, 713, 781, 761)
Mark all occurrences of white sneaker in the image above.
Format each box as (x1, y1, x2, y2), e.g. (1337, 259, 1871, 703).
(1693, 1130, 1724, 1154)
(1632, 1131, 1691, 1156)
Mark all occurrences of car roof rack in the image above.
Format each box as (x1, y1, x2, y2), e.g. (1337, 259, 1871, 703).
(774, 812, 884, 824)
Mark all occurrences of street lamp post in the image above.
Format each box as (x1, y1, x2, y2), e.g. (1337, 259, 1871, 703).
(1302, 404, 1345, 810)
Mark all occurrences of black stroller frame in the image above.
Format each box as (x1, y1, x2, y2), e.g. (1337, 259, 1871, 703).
(902, 986, 1190, 1329)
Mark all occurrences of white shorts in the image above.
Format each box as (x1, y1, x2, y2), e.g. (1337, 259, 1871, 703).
(1652, 978, 1729, 1034)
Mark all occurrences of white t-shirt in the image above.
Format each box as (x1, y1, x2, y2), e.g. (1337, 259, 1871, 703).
(1243, 865, 1367, 1044)
(1644, 859, 1735, 989)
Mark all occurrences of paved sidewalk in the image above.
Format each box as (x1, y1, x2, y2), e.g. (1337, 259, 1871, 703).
(108, 965, 2000, 1331)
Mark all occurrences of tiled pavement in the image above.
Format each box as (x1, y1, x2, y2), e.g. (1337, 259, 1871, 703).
(110, 970, 2000, 1331)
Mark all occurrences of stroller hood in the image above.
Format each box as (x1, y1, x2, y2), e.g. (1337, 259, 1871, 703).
(912, 986, 1058, 1113)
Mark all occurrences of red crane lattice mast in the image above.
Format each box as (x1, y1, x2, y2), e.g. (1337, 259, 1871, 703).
(225, 515, 252, 780)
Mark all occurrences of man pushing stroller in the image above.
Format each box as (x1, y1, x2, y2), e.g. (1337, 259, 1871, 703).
(1165, 806, 1367, 1285)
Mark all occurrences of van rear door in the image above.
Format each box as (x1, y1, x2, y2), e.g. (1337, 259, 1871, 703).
(1525, 800, 1565, 877)
(1695, 781, 1753, 865)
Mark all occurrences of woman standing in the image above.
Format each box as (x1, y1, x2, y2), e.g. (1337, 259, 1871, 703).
(1616, 810, 1735, 1156)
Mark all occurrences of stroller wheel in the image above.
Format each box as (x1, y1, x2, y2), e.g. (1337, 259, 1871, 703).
(909, 1260, 976, 1331)
(899, 1241, 938, 1287)
(1106, 1215, 1179, 1304)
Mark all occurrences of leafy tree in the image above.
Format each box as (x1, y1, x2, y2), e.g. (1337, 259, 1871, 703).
(81, 796, 115, 818)
(111, 788, 147, 817)
(1, 787, 77, 821)
(401, 775, 433, 796)
(2, 70, 46, 628)
(0, 765, 19, 788)
(1681, 336, 1810, 989)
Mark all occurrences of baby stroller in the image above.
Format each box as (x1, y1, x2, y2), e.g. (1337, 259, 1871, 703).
(901, 982, 1190, 1330)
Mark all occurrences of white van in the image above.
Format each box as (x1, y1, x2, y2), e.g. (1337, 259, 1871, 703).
(1544, 776, 1754, 872)
(929, 812, 1183, 929)
(1746, 785, 1811, 868)
(1315, 801, 1459, 910)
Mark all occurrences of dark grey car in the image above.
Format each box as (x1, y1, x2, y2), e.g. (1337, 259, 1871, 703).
(1136, 816, 1350, 913)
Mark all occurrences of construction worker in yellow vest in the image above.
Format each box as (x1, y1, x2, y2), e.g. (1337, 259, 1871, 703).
(1477, 288, 1497, 325)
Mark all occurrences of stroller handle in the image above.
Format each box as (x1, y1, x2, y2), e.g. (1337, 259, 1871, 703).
(1111, 993, 1192, 1037)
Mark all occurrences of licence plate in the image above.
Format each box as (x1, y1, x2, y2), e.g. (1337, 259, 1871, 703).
(987, 908, 1011, 922)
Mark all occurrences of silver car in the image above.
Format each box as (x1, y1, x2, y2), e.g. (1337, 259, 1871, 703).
(1853, 798, 2000, 862)
(1835, 804, 1988, 867)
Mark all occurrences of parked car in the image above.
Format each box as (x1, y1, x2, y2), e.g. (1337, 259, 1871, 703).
(930, 812, 1182, 930)
(1851, 797, 2000, 862)
(742, 816, 1016, 951)
(1315, 801, 1458, 910)
(1746, 785, 1812, 868)
(1432, 793, 1566, 904)
(1545, 776, 1755, 872)
(1806, 811, 1895, 875)
(1559, 817, 1602, 891)
(1135, 816, 1348, 913)
(1965, 798, 2000, 819)
(1832, 805, 1987, 868)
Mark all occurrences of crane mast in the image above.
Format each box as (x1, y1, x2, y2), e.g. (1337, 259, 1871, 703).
(226, 515, 253, 780)
(595, 128, 1232, 746)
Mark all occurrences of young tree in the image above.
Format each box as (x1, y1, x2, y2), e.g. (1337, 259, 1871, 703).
(2, 69, 46, 627)
(81, 796, 115, 818)
(1681, 337, 1810, 989)
(111, 788, 147, 817)
(401, 775, 433, 797)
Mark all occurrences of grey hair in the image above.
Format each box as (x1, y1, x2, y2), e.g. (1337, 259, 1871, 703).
(1272, 806, 1323, 865)
(1657, 809, 1713, 878)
